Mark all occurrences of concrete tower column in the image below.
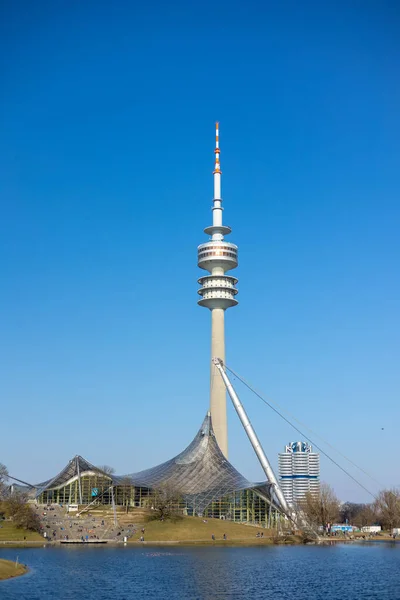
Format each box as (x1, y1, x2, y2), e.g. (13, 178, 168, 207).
(197, 123, 239, 458)
(210, 307, 227, 456)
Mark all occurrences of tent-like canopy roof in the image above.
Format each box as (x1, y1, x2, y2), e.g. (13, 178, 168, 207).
(114, 413, 274, 514)
(32, 414, 276, 514)
(34, 456, 111, 497)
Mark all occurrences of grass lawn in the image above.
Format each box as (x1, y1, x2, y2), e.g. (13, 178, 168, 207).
(127, 516, 281, 544)
(0, 520, 42, 542)
(0, 559, 27, 581)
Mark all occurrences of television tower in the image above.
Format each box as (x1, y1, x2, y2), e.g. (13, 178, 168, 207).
(197, 123, 238, 458)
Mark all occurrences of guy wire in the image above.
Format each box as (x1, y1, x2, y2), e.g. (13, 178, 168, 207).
(224, 363, 377, 500)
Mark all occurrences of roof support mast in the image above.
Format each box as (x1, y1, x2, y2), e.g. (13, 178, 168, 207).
(212, 357, 291, 517)
(76, 456, 83, 505)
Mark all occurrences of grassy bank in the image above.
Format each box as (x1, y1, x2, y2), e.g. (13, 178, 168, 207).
(127, 516, 298, 545)
(0, 510, 301, 547)
(0, 521, 42, 543)
(0, 559, 27, 581)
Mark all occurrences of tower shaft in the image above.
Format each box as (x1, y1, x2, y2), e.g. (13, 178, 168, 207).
(210, 308, 227, 456)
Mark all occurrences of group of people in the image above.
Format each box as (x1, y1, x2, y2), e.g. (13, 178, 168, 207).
(38, 504, 126, 542)
(211, 533, 227, 540)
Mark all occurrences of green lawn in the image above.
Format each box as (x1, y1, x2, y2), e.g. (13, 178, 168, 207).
(0, 559, 27, 581)
(0, 520, 42, 542)
(127, 516, 279, 544)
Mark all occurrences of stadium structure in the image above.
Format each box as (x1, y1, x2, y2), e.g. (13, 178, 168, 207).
(11, 125, 290, 528)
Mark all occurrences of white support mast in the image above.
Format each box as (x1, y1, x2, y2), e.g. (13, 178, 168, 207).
(212, 357, 291, 516)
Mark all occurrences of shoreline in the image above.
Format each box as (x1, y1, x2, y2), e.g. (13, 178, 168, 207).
(0, 559, 28, 581)
(0, 537, 398, 549)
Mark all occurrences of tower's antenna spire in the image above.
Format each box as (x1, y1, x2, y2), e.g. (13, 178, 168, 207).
(214, 122, 221, 171)
(213, 122, 221, 201)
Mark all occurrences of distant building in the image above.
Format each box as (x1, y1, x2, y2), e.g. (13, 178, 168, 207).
(361, 525, 381, 533)
(278, 441, 320, 505)
(331, 524, 353, 533)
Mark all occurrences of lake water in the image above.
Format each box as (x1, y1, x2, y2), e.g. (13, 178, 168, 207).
(0, 543, 399, 599)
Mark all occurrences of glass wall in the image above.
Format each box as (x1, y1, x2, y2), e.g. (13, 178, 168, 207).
(38, 478, 280, 527)
(39, 475, 113, 505)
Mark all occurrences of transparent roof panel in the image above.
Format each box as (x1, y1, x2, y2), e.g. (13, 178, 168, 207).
(34, 456, 111, 497)
(114, 413, 274, 513)
(33, 414, 275, 514)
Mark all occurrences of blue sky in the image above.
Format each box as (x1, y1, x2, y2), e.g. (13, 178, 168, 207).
(1, 1, 399, 502)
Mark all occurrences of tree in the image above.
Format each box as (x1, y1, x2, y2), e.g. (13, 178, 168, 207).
(0, 463, 9, 500)
(0, 466, 41, 533)
(339, 501, 379, 528)
(354, 504, 379, 529)
(298, 483, 340, 530)
(119, 477, 133, 513)
(97, 465, 115, 476)
(340, 502, 365, 524)
(150, 484, 183, 521)
(4, 493, 41, 532)
(374, 489, 400, 531)
(13, 503, 41, 532)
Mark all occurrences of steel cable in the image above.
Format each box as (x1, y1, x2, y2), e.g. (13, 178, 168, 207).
(224, 363, 377, 500)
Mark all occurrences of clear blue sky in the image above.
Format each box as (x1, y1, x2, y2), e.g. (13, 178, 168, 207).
(1, 1, 399, 502)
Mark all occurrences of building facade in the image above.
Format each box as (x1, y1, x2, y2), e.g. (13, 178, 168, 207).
(278, 441, 320, 505)
(34, 415, 284, 527)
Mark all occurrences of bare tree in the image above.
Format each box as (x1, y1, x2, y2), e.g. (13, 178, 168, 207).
(353, 504, 378, 529)
(298, 483, 340, 530)
(0, 463, 8, 481)
(0, 465, 40, 533)
(150, 484, 183, 521)
(339, 501, 379, 528)
(14, 503, 41, 532)
(119, 477, 133, 513)
(0, 463, 8, 517)
(340, 502, 364, 524)
(374, 489, 400, 531)
(0, 463, 9, 500)
(4, 493, 41, 532)
(97, 465, 115, 476)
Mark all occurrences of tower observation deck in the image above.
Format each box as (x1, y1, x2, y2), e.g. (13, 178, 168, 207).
(197, 123, 238, 458)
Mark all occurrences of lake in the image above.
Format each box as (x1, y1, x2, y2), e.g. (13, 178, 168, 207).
(0, 543, 399, 599)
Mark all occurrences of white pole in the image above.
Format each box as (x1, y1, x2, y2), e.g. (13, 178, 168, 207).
(111, 486, 117, 527)
(212, 357, 291, 516)
(76, 457, 82, 506)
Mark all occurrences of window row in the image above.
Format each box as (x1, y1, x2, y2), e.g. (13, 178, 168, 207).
(199, 246, 237, 252)
(199, 251, 237, 259)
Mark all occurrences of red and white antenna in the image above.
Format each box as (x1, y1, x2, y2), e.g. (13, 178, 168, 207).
(213, 122, 222, 200)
